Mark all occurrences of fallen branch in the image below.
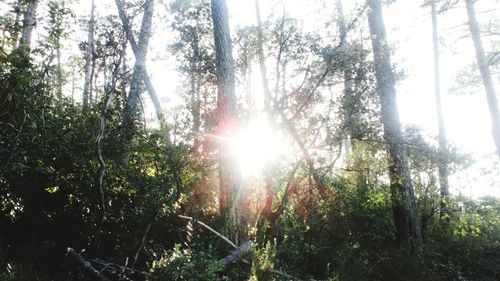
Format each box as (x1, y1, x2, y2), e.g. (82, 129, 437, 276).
(90, 258, 151, 277)
(179, 215, 237, 248)
(272, 269, 303, 281)
(178, 215, 304, 280)
(66, 248, 111, 281)
(131, 220, 153, 268)
(222, 240, 253, 268)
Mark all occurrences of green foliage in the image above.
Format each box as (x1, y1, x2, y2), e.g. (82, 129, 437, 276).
(249, 242, 276, 281)
(150, 244, 225, 281)
(0, 49, 202, 279)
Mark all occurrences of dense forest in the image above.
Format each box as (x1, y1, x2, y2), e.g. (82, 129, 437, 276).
(0, 0, 499, 280)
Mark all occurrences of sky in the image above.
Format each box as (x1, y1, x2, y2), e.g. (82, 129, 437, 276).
(3, 0, 498, 197)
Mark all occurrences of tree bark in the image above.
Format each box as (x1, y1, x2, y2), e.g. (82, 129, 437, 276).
(336, 0, 358, 156)
(255, 0, 272, 118)
(430, 0, 450, 219)
(19, 0, 38, 49)
(56, 44, 63, 99)
(83, 0, 95, 111)
(211, 0, 244, 243)
(465, 0, 500, 159)
(366, 0, 420, 241)
(115, 0, 164, 124)
(189, 37, 202, 137)
(115, 0, 157, 163)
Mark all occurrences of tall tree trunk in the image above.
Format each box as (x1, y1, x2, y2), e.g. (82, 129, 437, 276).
(83, 0, 95, 111)
(430, 0, 450, 219)
(366, 0, 420, 241)
(116, 0, 155, 163)
(336, 0, 358, 157)
(254, 0, 272, 203)
(115, 0, 164, 124)
(71, 69, 76, 104)
(12, 0, 23, 49)
(211, 0, 244, 243)
(254, 0, 275, 241)
(255, 0, 271, 118)
(465, 0, 500, 159)
(56, 45, 63, 99)
(190, 38, 201, 138)
(19, 0, 38, 49)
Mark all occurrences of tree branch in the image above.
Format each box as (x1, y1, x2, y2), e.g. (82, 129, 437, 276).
(66, 248, 111, 281)
(179, 215, 237, 248)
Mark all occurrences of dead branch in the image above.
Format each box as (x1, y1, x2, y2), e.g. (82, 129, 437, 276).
(222, 240, 253, 268)
(178, 215, 306, 280)
(66, 248, 111, 281)
(90, 258, 152, 277)
(179, 215, 237, 248)
(131, 220, 153, 268)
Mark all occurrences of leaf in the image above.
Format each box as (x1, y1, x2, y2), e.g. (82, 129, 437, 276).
(45, 186, 59, 193)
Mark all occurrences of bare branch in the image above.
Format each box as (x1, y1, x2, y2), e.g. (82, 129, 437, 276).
(66, 248, 111, 281)
(178, 215, 237, 248)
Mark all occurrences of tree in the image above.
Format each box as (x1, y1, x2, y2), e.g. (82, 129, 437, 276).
(210, 0, 244, 242)
(254, 0, 275, 238)
(44, 0, 70, 99)
(115, 0, 162, 162)
(428, 0, 450, 219)
(0, 0, 24, 49)
(464, 0, 500, 159)
(18, 0, 38, 49)
(366, 0, 420, 241)
(115, 0, 164, 121)
(82, 0, 96, 110)
(336, 0, 356, 157)
(169, 0, 217, 143)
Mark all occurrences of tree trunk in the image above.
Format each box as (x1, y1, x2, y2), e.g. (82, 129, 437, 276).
(115, 0, 164, 124)
(336, 0, 358, 156)
(190, 39, 201, 138)
(430, 0, 450, 219)
(83, 0, 95, 111)
(56, 45, 63, 99)
(12, 0, 23, 49)
(254, 0, 275, 240)
(19, 0, 38, 49)
(116, 0, 155, 163)
(465, 0, 500, 159)
(366, 0, 420, 241)
(255, 0, 271, 118)
(211, 0, 244, 243)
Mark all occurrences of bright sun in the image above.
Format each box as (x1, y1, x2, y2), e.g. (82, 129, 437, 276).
(231, 119, 289, 177)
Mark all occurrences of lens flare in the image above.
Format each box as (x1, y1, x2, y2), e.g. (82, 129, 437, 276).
(231, 119, 289, 177)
